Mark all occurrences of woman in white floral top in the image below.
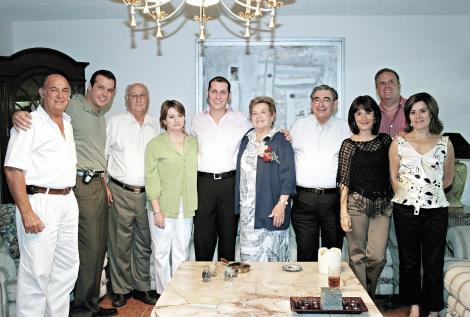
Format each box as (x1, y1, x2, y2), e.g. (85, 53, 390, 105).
(389, 92, 454, 317)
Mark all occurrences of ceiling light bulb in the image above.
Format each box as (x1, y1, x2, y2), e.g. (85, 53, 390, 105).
(186, 0, 220, 7)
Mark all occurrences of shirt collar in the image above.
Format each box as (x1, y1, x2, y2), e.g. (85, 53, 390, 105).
(379, 96, 406, 112)
(126, 111, 150, 127)
(73, 94, 105, 117)
(247, 127, 278, 143)
(203, 106, 233, 115)
(311, 114, 334, 128)
(37, 104, 71, 123)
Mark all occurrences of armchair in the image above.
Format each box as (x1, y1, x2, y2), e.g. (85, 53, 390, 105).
(444, 225, 470, 317)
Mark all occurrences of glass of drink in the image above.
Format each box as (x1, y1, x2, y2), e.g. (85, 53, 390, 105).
(328, 265, 341, 288)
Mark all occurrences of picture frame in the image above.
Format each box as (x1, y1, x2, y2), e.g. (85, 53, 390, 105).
(196, 38, 345, 128)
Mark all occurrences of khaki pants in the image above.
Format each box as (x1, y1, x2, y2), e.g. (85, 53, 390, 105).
(108, 181, 151, 294)
(345, 193, 391, 298)
(70, 177, 109, 317)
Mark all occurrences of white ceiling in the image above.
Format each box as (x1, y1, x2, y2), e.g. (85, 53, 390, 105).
(1, 0, 470, 21)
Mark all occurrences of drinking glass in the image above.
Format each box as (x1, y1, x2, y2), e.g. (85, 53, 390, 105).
(328, 266, 341, 288)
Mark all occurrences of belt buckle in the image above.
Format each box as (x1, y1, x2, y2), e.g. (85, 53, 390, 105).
(213, 173, 222, 180)
(133, 187, 140, 194)
(315, 188, 325, 195)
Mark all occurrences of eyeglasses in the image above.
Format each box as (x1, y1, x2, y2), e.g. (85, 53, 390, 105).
(312, 97, 334, 105)
(128, 92, 147, 99)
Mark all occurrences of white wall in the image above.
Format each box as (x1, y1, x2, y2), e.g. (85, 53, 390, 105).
(0, 18, 12, 55)
(12, 14, 470, 204)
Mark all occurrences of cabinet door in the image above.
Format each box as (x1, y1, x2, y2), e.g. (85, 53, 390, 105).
(0, 48, 88, 203)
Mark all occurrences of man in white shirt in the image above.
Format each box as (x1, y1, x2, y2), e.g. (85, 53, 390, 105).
(192, 76, 252, 261)
(4, 74, 79, 317)
(106, 83, 159, 307)
(290, 84, 350, 261)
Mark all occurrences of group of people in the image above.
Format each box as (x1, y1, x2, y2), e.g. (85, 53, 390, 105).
(4, 67, 454, 317)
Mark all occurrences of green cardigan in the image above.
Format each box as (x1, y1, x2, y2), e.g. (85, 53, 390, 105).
(145, 133, 198, 218)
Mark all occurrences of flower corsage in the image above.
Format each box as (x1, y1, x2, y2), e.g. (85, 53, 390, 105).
(257, 143, 279, 163)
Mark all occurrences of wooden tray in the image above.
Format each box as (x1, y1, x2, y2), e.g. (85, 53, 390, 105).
(290, 296, 368, 314)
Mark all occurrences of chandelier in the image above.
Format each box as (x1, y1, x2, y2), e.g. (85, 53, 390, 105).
(121, 0, 283, 41)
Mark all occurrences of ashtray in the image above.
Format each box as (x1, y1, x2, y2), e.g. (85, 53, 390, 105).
(290, 296, 368, 314)
(221, 258, 251, 274)
(282, 264, 303, 272)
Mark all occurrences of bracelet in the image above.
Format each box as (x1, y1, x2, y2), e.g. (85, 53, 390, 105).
(278, 199, 288, 205)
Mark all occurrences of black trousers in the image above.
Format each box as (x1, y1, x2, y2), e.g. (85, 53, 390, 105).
(193, 175, 238, 261)
(291, 189, 342, 261)
(393, 203, 448, 312)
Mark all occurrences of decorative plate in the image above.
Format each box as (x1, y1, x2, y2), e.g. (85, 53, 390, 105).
(282, 264, 303, 272)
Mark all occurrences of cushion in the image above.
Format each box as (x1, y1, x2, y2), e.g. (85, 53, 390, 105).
(446, 226, 470, 259)
(6, 279, 16, 302)
(447, 294, 470, 317)
(0, 204, 19, 260)
(444, 261, 470, 308)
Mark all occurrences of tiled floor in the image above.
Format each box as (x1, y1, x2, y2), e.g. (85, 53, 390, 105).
(100, 294, 409, 317)
(100, 295, 154, 317)
(375, 297, 410, 317)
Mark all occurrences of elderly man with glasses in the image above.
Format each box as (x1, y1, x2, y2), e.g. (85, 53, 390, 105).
(105, 83, 159, 308)
(290, 84, 350, 261)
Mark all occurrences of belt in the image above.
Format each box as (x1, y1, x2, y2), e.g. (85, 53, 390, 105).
(110, 177, 145, 194)
(26, 185, 73, 195)
(197, 171, 236, 180)
(76, 170, 106, 178)
(296, 186, 337, 195)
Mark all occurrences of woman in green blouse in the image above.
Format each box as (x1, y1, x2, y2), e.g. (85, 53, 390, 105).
(145, 100, 198, 296)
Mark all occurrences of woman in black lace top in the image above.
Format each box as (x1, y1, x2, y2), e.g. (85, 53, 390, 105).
(337, 95, 393, 298)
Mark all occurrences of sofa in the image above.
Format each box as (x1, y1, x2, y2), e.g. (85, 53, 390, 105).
(444, 225, 470, 317)
(0, 204, 18, 317)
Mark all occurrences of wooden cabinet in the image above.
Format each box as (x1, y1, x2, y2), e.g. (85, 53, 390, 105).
(0, 48, 88, 203)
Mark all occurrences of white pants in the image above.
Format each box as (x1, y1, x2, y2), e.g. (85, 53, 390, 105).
(148, 205, 193, 294)
(16, 192, 79, 317)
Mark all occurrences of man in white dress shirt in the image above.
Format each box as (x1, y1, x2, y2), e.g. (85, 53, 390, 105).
(4, 74, 79, 317)
(106, 83, 159, 307)
(290, 84, 350, 261)
(192, 76, 252, 261)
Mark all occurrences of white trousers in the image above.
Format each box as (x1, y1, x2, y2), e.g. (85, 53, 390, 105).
(148, 206, 193, 294)
(16, 192, 79, 317)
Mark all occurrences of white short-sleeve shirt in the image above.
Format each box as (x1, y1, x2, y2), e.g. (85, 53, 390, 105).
(4, 106, 77, 188)
(106, 112, 159, 186)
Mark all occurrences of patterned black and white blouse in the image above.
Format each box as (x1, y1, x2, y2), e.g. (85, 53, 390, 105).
(391, 135, 449, 214)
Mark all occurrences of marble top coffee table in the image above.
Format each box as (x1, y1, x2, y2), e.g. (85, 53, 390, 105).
(152, 261, 382, 316)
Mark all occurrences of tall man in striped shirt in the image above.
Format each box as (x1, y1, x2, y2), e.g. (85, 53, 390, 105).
(375, 68, 407, 137)
(375, 68, 407, 308)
